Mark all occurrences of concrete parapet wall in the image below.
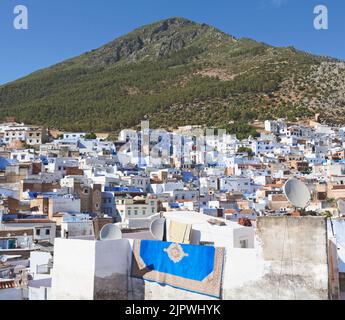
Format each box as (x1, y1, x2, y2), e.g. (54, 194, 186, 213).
(223, 216, 329, 300)
(51, 217, 332, 300)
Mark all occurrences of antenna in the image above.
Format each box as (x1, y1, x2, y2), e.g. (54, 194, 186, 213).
(283, 178, 311, 210)
(99, 224, 122, 241)
(150, 218, 166, 241)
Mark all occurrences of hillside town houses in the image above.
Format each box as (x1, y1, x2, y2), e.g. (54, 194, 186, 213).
(1, 117, 345, 300)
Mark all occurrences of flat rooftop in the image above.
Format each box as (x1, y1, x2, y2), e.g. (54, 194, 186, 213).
(163, 211, 248, 230)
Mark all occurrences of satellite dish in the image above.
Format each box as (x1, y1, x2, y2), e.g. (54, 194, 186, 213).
(283, 178, 311, 209)
(99, 224, 122, 241)
(150, 218, 166, 241)
(0, 255, 7, 263)
(337, 199, 345, 214)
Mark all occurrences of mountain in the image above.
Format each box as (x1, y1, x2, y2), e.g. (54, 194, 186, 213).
(1, 17, 345, 137)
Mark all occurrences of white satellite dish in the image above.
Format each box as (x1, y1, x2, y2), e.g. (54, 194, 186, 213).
(0, 255, 7, 263)
(150, 218, 166, 241)
(283, 178, 311, 209)
(99, 224, 122, 241)
(337, 199, 345, 215)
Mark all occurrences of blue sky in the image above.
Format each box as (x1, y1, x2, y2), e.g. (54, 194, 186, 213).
(0, 0, 343, 85)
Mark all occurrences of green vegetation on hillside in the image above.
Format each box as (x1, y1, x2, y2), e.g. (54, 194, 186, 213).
(0, 17, 342, 137)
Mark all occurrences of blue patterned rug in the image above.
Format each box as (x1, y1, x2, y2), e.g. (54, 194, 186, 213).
(131, 240, 225, 298)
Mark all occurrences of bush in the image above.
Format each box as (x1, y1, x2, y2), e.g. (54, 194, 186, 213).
(85, 132, 97, 140)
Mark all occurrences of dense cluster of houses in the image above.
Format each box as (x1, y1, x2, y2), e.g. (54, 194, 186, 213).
(1, 118, 345, 300)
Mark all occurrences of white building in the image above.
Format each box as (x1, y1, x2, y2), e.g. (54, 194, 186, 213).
(116, 196, 159, 223)
(60, 214, 95, 240)
(219, 177, 254, 194)
(10, 150, 36, 163)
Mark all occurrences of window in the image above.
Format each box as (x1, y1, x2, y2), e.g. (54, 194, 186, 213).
(239, 239, 248, 248)
(128, 210, 131, 215)
(45, 229, 50, 236)
(134, 210, 138, 215)
(36, 229, 41, 236)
